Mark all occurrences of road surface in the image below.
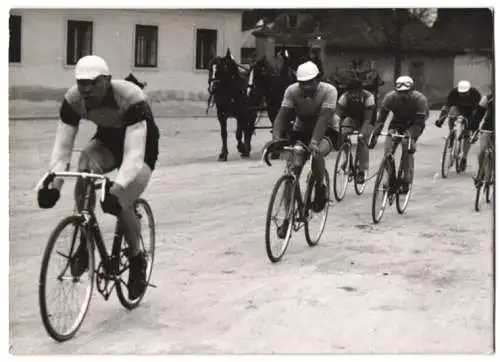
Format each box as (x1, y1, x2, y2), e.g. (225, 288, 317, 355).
(9, 113, 494, 354)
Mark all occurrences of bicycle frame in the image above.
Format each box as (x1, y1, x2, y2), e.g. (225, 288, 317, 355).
(36, 171, 125, 298)
(262, 141, 311, 221)
(377, 132, 412, 191)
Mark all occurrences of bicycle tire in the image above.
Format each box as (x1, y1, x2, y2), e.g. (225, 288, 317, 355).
(475, 183, 483, 212)
(333, 144, 350, 201)
(372, 161, 391, 224)
(485, 151, 494, 204)
(116, 198, 156, 309)
(353, 153, 366, 195)
(396, 162, 413, 214)
(39, 216, 95, 342)
(455, 136, 464, 174)
(304, 169, 330, 247)
(474, 155, 487, 212)
(440, 134, 452, 179)
(265, 175, 295, 263)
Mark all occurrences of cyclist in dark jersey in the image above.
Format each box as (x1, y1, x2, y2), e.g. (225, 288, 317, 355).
(435, 80, 482, 171)
(371, 75, 429, 194)
(336, 76, 376, 183)
(37, 55, 160, 300)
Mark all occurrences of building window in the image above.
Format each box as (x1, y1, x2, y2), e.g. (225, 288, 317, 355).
(240, 47, 255, 65)
(135, 25, 158, 68)
(196, 29, 217, 70)
(9, 15, 22, 63)
(287, 13, 299, 28)
(67, 20, 93, 66)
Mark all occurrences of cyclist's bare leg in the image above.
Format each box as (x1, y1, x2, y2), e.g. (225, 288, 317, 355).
(71, 139, 116, 275)
(461, 130, 471, 166)
(357, 120, 372, 173)
(383, 133, 394, 158)
(311, 137, 333, 183)
(111, 164, 152, 257)
(74, 139, 116, 212)
(401, 138, 414, 183)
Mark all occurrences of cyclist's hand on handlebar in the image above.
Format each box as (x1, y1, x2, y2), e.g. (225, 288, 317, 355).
(309, 140, 321, 157)
(435, 116, 446, 128)
(37, 188, 60, 209)
(470, 131, 479, 144)
(263, 138, 288, 153)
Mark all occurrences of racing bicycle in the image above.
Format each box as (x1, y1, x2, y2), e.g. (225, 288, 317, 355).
(36, 171, 156, 342)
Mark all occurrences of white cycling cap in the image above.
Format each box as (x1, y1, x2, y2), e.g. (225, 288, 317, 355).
(296, 61, 319, 82)
(457, 80, 471, 93)
(395, 75, 414, 91)
(75, 55, 110, 80)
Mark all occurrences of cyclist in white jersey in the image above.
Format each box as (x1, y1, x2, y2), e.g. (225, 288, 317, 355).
(265, 61, 339, 238)
(37, 55, 159, 300)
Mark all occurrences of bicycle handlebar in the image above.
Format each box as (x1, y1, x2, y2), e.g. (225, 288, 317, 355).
(261, 141, 310, 167)
(369, 131, 413, 151)
(35, 171, 110, 203)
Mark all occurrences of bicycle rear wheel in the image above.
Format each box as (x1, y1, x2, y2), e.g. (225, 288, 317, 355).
(304, 169, 330, 247)
(39, 216, 94, 342)
(372, 162, 391, 224)
(265, 175, 295, 262)
(333, 144, 350, 201)
(116, 199, 156, 309)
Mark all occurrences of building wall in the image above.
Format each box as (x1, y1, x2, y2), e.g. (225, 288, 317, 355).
(9, 9, 242, 101)
(454, 54, 493, 95)
(323, 51, 455, 106)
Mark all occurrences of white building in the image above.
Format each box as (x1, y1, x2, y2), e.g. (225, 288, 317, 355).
(9, 9, 243, 101)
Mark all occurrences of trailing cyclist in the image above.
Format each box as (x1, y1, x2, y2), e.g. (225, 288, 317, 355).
(37, 55, 160, 300)
(471, 91, 494, 188)
(264, 61, 340, 238)
(370, 75, 429, 194)
(435, 80, 482, 172)
(336, 75, 376, 183)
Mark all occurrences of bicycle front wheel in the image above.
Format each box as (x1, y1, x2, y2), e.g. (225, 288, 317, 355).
(440, 134, 453, 178)
(372, 162, 391, 224)
(396, 163, 414, 214)
(304, 169, 331, 247)
(333, 144, 350, 201)
(265, 175, 295, 263)
(116, 198, 156, 309)
(39, 216, 95, 342)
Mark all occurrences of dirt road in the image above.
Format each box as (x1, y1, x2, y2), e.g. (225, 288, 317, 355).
(9, 113, 494, 354)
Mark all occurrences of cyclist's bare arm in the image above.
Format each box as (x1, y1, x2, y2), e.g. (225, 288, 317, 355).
(373, 92, 393, 133)
(363, 93, 376, 125)
(408, 93, 429, 136)
(335, 93, 348, 120)
(439, 90, 455, 118)
(311, 87, 338, 143)
(472, 95, 488, 130)
(273, 86, 296, 140)
(114, 100, 150, 189)
(49, 99, 81, 188)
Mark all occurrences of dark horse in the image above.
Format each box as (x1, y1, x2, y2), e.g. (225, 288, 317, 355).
(247, 47, 296, 129)
(207, 49, 255, 161)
